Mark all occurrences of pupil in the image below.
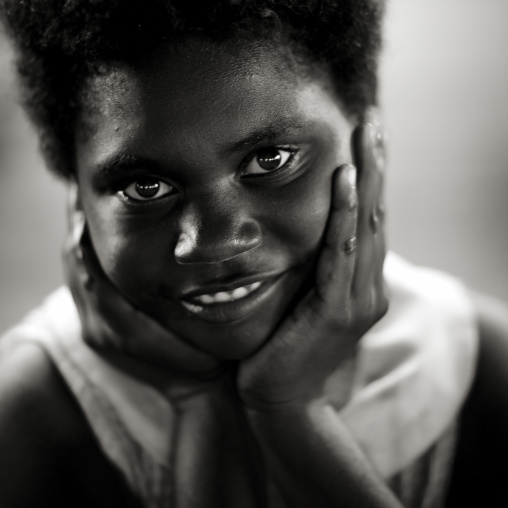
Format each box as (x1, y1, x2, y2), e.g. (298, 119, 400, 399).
(257, 149, 281, 170)
(135, 179, 160, 198)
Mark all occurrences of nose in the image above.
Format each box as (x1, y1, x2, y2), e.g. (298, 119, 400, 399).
(174, 197, 262, 265)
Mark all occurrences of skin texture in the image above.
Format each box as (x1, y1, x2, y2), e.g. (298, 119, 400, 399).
(75, 38, 354, 361)
(446, 293, 508, 507)
(1, 29, 508, 508)
(0, 343, 144, 508)
(68, 37, 394, 507)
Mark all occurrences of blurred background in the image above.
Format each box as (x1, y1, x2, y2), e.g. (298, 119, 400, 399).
(0, 0, 507, 333)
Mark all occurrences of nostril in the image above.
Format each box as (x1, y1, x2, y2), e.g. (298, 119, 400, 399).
(236, 220, 262, 249)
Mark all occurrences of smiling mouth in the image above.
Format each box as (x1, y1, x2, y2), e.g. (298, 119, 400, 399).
(184, 281, 263, 306)
(179, 275, 284, 323)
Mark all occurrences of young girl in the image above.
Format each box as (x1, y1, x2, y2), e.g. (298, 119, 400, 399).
(0, 1, 506, 507)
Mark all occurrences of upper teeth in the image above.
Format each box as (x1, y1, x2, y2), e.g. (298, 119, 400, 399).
(191, 281, 262, 305)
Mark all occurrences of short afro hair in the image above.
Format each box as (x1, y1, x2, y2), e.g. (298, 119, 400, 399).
(0, 0, 385, 179)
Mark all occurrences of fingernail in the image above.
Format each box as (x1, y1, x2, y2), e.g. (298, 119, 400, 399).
(346, 165, 357, 188)
(367, 121, 379, 145)
(345, 165, 357, 209)
(364, 108, 381, 129)
(368, 123, 386, 173)
(75, 244, 84, 262)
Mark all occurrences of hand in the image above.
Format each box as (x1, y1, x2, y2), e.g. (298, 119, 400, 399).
(237, 116, 388, 412)
(62, 185, 225, 403)
(63, 192, 266, 504)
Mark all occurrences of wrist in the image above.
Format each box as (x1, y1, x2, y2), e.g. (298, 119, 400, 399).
(243, 394, 330, 429)
(239, 352, 357, 416)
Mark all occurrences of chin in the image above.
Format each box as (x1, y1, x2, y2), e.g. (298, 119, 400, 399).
(153, 284, 298, 361)
(200, 319, 281, 361)
(125, 266, 310, 362)
(156, 302, 286, 361)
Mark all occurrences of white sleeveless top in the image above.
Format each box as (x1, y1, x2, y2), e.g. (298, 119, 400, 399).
(0, 253, 478, 508)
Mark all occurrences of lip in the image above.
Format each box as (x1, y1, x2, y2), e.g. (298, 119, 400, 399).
(180, 272, 281, 300)
(179, 272, 286, 324)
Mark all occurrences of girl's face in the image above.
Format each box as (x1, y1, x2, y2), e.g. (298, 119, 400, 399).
(76, 38, 354, 360)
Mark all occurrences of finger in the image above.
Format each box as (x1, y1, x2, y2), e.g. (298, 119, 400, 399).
(63, 188, 220, 375)
(62, 200, 89, 310)
(78, 241, 219, 375)
(66, 182, 77, 230)
(116, 305, 220, 377)
(374, 201, 387, 291)
(313, 163, 358, 315)
(364, 114, 388, 306)
(353, 113, 389, 326)
(63, 183, 89, 298)
(65, 183, 87, 251)
(351, 120, 383, 297)
(78, 226, 105, 286)
(374, 210, 389, 320)
(365, 108, 387, 178)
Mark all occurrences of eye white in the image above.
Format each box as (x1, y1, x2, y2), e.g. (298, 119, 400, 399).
(123, 179, 174, 201)
(243, 148, 292, 175)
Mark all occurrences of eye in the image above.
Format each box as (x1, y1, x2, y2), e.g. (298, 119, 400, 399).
(242, 147, 293, 176)
(122, 178, 175, 201)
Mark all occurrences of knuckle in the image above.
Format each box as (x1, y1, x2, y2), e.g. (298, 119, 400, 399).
(343, 237, 357, 256)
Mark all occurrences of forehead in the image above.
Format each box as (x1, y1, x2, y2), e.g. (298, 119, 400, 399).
(77, 38, 345, 162)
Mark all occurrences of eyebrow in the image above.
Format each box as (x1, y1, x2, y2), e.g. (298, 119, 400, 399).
(91, 117, 309, 185)
(222, 119, 307, 154)
(91, 152, 163, 187)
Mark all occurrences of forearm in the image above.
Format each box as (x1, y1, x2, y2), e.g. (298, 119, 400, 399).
(246, 398, 403, 508)
(173, 386, 265, 508)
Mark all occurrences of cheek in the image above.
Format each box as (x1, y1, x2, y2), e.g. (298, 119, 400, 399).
(272, 126, 353, 263)
(267, 156, 350, 266)
(279, 174, 332, 259)
(81, 196, 175, 298)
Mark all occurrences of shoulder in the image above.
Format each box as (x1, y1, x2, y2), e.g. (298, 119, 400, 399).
(0, 341, 80, 506)
(473, 291, 508, 358)
(447, 292, 508, 506)
(0, 339, 85, 447)
(0, 338, 138, 507)
(384, 252, 474, 310)
(382, 253, 477, 342)
(467, 291, 508, 417)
